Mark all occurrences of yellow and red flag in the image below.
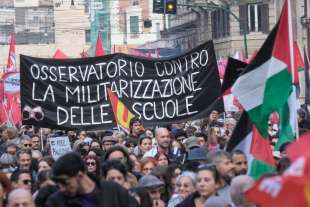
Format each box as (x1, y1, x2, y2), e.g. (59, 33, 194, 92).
(107, 88, 134, 133)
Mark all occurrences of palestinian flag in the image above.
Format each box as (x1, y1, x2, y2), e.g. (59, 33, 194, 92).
(231, 0, 297, 150)
(294, 41, 305, 97)
(304, 48, 310, 114)
(107, 88, 134, 133)
(226, 112, 275, 180)
(221, 58, 247, 111)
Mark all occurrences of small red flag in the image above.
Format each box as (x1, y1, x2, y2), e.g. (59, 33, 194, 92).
(95, 33, 105, 57)
(80, 50, 86, 58)
(53, 49, 68, 59)
(6, 33, 16, 72)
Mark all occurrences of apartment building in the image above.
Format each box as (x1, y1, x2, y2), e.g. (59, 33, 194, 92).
(0, 0, 90, 66)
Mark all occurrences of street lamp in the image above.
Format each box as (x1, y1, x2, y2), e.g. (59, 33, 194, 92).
(178, 1, 248, 58)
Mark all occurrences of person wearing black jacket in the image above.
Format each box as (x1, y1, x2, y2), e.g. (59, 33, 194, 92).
(45, 152, 138, 207)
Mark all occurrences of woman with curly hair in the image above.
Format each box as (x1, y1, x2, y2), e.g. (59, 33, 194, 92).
(83, 155, 101, 176)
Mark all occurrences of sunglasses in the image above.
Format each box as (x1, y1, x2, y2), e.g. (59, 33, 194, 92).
(22, 179, 32, 185)
(24, 144, 32, 147)
(22, 105, 44, 121)
(86, 162, 96, 166)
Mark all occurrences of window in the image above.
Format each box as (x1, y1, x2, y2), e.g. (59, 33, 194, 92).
(130, 16, 139, 34)
(98, 14, 106, 29)
(132, 0, 139, 6)
(248, 4, 261, 32)
(85, 29, 91, 43)
(239, 3, 269, 34)
(211, 8, 230, 39)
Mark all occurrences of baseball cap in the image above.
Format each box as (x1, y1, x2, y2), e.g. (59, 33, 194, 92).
(138, 175, 164, 188)
(102, 136, 117, 143)
(187, 147, 208, 161)
(183, 136, 199, 150)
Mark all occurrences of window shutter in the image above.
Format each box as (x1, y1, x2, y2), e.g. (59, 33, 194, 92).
(219, 10, 223, 38)
(239, 4, 248, 35)
(260, 4, 269, 34)
(211, 11, 216, 39)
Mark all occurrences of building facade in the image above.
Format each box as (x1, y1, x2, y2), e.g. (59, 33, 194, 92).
(154, 0, 308, 58)
(109, 0, 166, 52)
(0, 0, 90, 67)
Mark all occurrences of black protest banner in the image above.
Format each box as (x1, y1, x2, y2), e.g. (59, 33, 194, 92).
(20, 41, 222, 130)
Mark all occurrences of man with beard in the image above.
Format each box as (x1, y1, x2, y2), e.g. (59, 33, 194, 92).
(231, 150, 248, 176)
(143, 127, 171, 158)
(204, 150, 234, 207)
(46, 152, 137, 207)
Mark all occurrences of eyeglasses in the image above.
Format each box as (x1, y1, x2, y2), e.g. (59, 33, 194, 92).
(86, 162, 96, 166)
(24, 144, 32, 147)
(22, 179, 32, 185)
(142, 168, 153, 172)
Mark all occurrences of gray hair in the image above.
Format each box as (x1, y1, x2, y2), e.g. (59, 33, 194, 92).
(175, 171, 197, 185)
(230, 175, 255, 206)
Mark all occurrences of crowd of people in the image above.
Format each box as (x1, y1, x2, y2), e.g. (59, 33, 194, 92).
(0, 109, 309, 207)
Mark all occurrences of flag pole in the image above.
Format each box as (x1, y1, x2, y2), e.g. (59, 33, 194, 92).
(40, 128, 44, 151)
(287, 0, 300, 139)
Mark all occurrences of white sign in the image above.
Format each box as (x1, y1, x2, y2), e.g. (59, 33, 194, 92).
(49, 136, 72, 160)
(4, 72, 20, 94)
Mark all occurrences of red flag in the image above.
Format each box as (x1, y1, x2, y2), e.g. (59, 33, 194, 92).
(246, 150, 310, 207)
(148, 50, 152, 60)
(6, 94, 21, 125)
(95, 33, 105, 57)
(53, 49, 68, 59)
(293, 41, 304, 84)
(155, 48, 159, 58)
(287, 131, 310, 162)
(247, 49, 258, 63)
(107, 88, 135, 133)
(239, 47, 247, 62)
(6, 33, 16, 72)
(251, 126, 276, 166)
(80, 50, 86, 58)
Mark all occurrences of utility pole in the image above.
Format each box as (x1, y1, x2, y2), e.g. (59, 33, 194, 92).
(163, 0, 167, 31)
(124, 12, 127, 45)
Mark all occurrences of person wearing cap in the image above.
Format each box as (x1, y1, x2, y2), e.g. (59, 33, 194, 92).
(138, 175, 165, 207)
(101, 136, 117, 152)
(0, 153, 16, 174)
(183, 136, 200, 152)
(187, 148, 209, 164)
